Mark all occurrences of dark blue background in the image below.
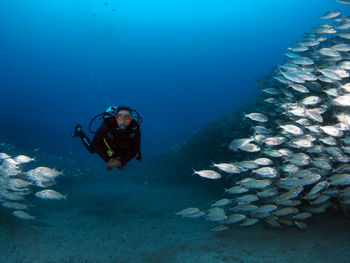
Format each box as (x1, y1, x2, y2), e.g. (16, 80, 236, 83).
(0, 0, 346, 159)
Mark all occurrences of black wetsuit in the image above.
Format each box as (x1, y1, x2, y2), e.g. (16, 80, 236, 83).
(78, 115, 141, 167)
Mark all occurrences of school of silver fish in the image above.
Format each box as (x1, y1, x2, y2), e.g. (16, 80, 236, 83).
(0, 152, 66, 220)
(178, 7, 350, 231)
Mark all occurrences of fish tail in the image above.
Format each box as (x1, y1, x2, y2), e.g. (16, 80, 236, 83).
(282, 157, 289, 163)
(324, 92, 332, 100)
(251, 129, 258, 139)
(324, 181, 330, 190)
(191, 168, 197, 175)
(335, 81, 343, 89)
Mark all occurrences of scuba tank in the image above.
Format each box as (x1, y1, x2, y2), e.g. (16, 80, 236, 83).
(89, 105, 143, 134)
(105, 106, 119, 117)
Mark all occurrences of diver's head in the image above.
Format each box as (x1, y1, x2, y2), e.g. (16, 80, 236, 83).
(116, 108, 132, 129)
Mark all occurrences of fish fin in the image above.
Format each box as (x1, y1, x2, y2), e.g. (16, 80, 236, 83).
(252, 130, 258, 139)
(191, 168, 197, 175)
(282, 157, 289, 163)
(229, 159, 237, 164)
(324, 181, 330, 190)
(63, 194, 69, 201)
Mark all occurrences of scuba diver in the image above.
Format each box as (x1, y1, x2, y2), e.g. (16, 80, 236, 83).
(72, 106, 142, 170)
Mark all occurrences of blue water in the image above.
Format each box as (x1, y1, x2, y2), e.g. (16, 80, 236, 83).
(0, 0, 345, 156)
(1, 1, 350, 262)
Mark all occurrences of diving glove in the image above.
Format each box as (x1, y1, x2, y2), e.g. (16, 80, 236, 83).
(72, 124, 83, 138)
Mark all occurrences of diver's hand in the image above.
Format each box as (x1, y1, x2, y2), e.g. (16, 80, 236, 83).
(107, 158, 122, 168)
(72, 124, 83, 138)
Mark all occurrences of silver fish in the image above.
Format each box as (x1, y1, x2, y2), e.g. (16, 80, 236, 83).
(263, 136, 286, 146)
(211, 198, 232, 207)
(228, 137, 254, 151)
(298, 174, 321, 186)
(280, 124, 303, 135)
(329, 174, 350, 185)
(193, 169, 222, 179)
(35, 189, 67, 200)
(277, 186, 304, 201)
(320, 10, 341, 19)
(239, 178, 272, 189)
(257, 204, 278, 213)
(274, 207, 299, 216)
(319, 47, 341, 57)
(237, 194, 259, 204)
(302, 96, 322, 105)
(319, 126, 343, 137)
(209, 225, 228, 232)
(280, 71, 305, 84)
(294, 221, 307, 229)
(252, 167, 278, 178)
(291, 57, 314, 66)
(333, 95, 350, 106)
(2, 201, 28, 210)
(253, 158, 273, 166)
(293, 212, 312, 220)
(13, 155, 35, 164)
(211, 162, 241, 174)
(257, 187, 278, 198)
(244, 113, 268, 122)
(335, 0, 350, 4)
(224, 186, 249, 194)
(288, 84, 309, 93)
(13, 211, 35, 220)
(176, 207, 201, 217)
(223, 214, 246, 224)
(239, 143, 261, 152)
(239, 218, 259, 227)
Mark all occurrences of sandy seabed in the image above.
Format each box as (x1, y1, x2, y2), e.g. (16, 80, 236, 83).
(1, 173, 350, 263)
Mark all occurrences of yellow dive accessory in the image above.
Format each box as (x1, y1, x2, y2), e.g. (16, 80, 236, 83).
(103, 138, 114, 157)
